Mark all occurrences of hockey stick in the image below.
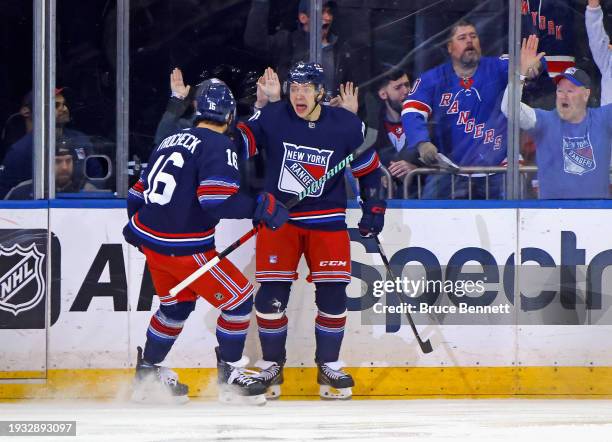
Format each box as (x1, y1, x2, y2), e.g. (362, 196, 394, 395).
(169, 141, 373, 296)
(373, 235, 434, 354)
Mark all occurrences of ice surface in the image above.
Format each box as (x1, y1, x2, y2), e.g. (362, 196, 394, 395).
(1, 399, 612, 441)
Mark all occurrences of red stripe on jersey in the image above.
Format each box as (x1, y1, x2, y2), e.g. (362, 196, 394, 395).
(237, 122, 257, 158)
(134, 213, 215, 239)
(133, 181, 145, 192)
(402, 100, 432, 116)
(197, 186, 238, 196)
(289, 208, 346, 217)
(352, 154, 381, 178)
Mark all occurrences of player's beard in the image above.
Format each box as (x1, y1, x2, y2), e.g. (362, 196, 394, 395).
(387, 98, 403, 115)
(56, 173, 72, 190)
(460, 47, 481, 69)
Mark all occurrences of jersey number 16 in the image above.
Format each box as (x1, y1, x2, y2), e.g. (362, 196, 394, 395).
(143, 152, 184, 205)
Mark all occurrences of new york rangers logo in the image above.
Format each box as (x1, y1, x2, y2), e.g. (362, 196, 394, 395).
(0, 243, 45, 316)
(563, 135, 595, 175)
(278, 142, 333, 197)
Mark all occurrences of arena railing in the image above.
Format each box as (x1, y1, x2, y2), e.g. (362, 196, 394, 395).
(402, 166, 539, 199)
(346, 165, 394, 200)
(379, 165, 394, 200)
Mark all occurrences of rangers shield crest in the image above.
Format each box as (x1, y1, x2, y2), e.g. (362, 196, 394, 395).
(0, 243, 45, 316)
(563, 135, 596, 176)
(278, 142, 334, 197)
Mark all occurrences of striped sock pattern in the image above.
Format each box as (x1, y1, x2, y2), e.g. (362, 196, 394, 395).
(314, 310, 347, 363)
(216, 311, 250, 363)
(143, 309, 186, 364)
(256, 310, 289, 363)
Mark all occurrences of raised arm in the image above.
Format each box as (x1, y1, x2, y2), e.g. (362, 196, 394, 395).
(501, 84, 537, 130)
(329, 82, 359, 114)
(153, 68, 194, 145)
(254, 68, 281, 109)
(586, 0, 612, 75)
(501, 35, 544, 130)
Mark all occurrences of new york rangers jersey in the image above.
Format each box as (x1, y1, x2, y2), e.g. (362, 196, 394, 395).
(123, 127, 254, 255)
(237, 101, 381, 231)
(402, 56, 509, 167)
(521, 0, 575, 77)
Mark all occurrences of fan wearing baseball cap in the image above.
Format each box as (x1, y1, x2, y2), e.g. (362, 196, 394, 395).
(553, 68, 593, 124)
(502, 36, 612, 199)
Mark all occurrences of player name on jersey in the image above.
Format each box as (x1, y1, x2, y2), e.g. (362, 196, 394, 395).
(439, 93, 503, 149)
(521, 1, 564, 40)
(157, 132, 202, 154)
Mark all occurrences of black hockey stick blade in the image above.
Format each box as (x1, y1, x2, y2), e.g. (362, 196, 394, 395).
(373, 235, 434, 354)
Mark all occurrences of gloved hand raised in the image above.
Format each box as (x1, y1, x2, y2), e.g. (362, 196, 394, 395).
(358, 199, 386, 237)
(253, 192, 289, 230)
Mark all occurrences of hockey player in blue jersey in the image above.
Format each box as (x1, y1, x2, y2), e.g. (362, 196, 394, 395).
(123, 78, 289, 405)
(402, 20, 543, 199)
(236, 62, 386, 399)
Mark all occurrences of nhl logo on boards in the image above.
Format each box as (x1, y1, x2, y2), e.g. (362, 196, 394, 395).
(278, 142, 333, 198)
(0, 243, 45, 316)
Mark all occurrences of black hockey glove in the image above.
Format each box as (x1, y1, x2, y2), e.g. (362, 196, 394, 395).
(358, 199, 386, 237)
(253, 192, 289, 230)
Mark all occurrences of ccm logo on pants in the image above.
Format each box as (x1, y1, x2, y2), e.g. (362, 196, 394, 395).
(319, 261, 347, 266)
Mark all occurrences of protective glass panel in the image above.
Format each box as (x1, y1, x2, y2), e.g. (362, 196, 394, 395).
(55, 0, 117, 198)
(0, 2, 35, 200)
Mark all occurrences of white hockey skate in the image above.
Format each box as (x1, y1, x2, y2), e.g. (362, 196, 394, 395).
(216, 347, 267, 406)
(131, 346, 189, 405)
(254, 360, 284, 399)
(317, 360, 354, 400)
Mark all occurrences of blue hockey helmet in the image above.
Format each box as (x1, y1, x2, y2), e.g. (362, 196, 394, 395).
(194, 78, 236, 124)
(286, 61, 325, 90)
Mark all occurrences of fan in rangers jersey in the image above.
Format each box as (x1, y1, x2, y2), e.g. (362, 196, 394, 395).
(402, 20, 543, 199)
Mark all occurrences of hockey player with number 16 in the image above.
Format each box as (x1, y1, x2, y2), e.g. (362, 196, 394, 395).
(122, 78, 289, 405)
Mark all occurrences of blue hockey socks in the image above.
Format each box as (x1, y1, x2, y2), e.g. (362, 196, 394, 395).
(143, 301, 195, 364)
(255, 282, 291, 363)
(216, 296, 253, 363)
(314, 283, 348, 363)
